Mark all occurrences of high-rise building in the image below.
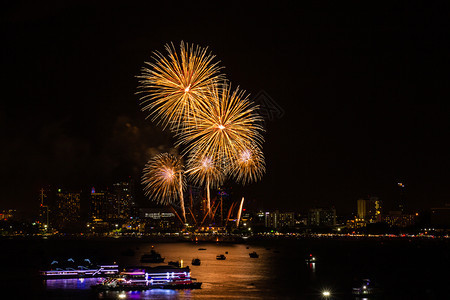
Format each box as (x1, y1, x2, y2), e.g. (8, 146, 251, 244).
(37, 188, 50, 231)
(308, 207, 336, 227)
(357, 197, 382, 223)
(54, 189, 81, 230)
(265, 210, 295, 229)
(90, 187, 113, 221)
(111, 181, 135, 220)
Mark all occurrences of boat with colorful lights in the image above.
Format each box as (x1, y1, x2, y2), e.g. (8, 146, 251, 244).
(90, 265, 202, 290)
(40, 258, 119, 279)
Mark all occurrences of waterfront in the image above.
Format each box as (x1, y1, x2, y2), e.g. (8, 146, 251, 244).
(0, 237, 448, 299)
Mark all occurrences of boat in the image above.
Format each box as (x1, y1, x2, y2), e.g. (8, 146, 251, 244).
(216, 254, 226, 260)
(40, 258, 119, 279)
(140, 249, 165, 263)
(191, 258, 201, 266)
(198, 248, 207, 251)
(249, 251, 259, 258)
(91, 265, 201, 291)
(168, 261, 182, 267)
(305, 254, 316, 263)
(352, 279, 382, 297)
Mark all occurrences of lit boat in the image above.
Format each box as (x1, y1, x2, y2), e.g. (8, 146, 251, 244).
(216, 254, 226, 260)
(352, 279, 382, 297)
(40, 258, 119, 279)
(305, 254, 316, 263)
(91, 266, 201, 290)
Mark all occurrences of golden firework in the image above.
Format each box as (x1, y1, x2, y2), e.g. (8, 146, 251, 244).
(176, 82, 265, 163)
(185, 153, 226, 217)
(137, 41, 224, 131)
(142, 153, 185, 205)
(230, 144, 266, 185)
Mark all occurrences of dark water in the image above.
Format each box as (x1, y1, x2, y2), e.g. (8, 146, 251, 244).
(0, 237, 448, 299)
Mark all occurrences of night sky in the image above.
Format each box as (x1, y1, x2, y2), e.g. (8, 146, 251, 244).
(2, 1, 450, 217)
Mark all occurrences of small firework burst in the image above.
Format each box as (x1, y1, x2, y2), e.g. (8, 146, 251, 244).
(230, 145, 266, 185)
(142, 153, 185, 205)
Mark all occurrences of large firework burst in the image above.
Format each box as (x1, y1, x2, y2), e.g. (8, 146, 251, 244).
(176, 82, 265, 162)
(142, 153, 187, 221)
(137, 41, 224, 131)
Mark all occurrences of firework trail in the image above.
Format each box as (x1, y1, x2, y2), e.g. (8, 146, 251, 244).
(185, 153, 225, 218)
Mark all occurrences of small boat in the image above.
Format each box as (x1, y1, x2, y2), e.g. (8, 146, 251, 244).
(249, 251, 259, 258)
(352, 279, 382, 297)
(216, 254, 226, 260)
(225, 251, 228, 254)
(198, 248, 207, 251)
(140, 249, 165, 263)
(163, 279, 202, 289)
(168, 261, 181, 267)
(305, 254, 316, 263)
(191, 258, 201, 266)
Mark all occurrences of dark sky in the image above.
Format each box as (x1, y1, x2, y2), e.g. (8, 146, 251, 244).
(2, 1, 450, 216)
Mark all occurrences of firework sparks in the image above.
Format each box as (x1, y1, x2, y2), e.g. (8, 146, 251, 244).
(137, 41, 224, 131)
(230, 145, 266, 185)
(185, 153, 225, 217)
(142, 153, 187, 222)
(176, 82, 265, 162)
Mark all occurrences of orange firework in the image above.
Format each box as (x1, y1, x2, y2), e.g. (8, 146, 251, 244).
(229, 144, 266, 185)
(176, 82, 265, 163)
(137, 41, 224, 131)
(185, 153, 225, 217)
(142, 153, 187, 222)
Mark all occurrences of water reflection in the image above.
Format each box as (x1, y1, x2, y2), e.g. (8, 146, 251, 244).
(45, 277, 101, 289)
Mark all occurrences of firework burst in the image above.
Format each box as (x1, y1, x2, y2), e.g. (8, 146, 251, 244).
(142, 153, 187, 221)
(176, 82, 265, 162)
(137, 41, 224, 131)
(230, 144, 266, 185)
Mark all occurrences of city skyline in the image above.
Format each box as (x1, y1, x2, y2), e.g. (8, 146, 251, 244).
(2, 2, 450, 216)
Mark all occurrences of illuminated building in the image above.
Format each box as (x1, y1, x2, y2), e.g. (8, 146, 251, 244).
(308, 207, 336, 227)
(90, 188, 109, 221)
(346, 218, 367, 229)
(265, 210, 295, 229)
(382, 211, 416, 227)
(139, 208, 177, 231)
(54, 189, 81, 230)
(0, 209, 16, 221)
(397, 182, 406, 213)
(357, 197, 382, 223)
(37, 188, 50, 231)
(111, 181, 135, 220)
